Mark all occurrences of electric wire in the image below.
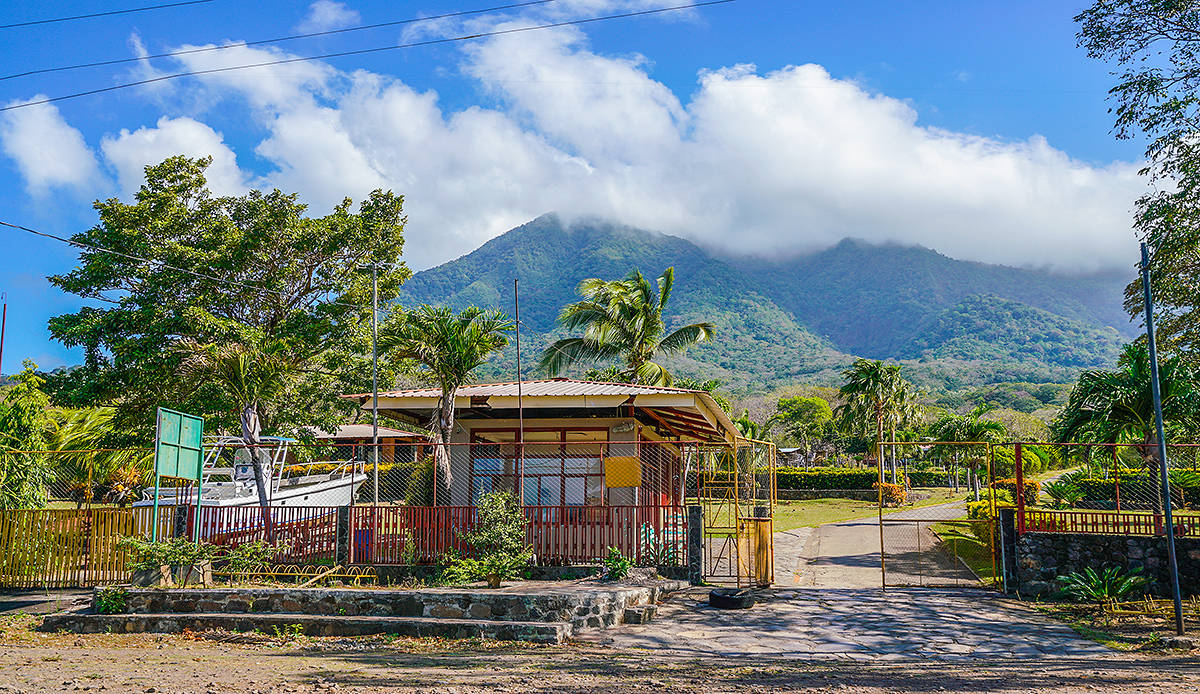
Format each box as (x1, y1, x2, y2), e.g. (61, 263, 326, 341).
(0, 0, 736, 113)
(0, 0, 214, 30)
(0, 0, 561, 81)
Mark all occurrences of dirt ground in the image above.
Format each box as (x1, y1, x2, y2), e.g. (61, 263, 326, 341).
(0, 617, 1198, 694)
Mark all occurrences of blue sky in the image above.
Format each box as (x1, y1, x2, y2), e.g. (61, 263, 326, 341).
(0, 0, 1146, 374)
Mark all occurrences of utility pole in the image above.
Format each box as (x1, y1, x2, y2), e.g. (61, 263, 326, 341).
(371, 264, 379, 507)
(0, 293, 6, 380)
(1141, 242, 1185, 636)
(515, 279, 524, 507)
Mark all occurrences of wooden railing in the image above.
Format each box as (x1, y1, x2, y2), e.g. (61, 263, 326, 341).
(1023, 510, 1200, 538)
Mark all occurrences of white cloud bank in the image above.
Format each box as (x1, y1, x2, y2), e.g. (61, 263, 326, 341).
(1, 23, 1145, 273)
(0, 97, 100, 195)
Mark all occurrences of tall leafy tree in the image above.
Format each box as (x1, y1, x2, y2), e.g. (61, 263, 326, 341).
(0, 362, 53, 509)
(380, 305, 512, 488)
(1076, 3, 1200, 356)
(770, 396, 835, 466)
(539, 267, 714, 386)
(46, 155, 409, 439)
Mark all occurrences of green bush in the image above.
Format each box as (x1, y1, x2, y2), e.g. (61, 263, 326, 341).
(1059, 566, 1149, 603)
(604, 547, 633, 580)
(117, 536, 220, 571)
(95, 586, 127, 614)
(441, 491, 531, 586)
(776, 467, 878, 490)
(991, 478, 1039, 506)
(221, 541, 282, 573)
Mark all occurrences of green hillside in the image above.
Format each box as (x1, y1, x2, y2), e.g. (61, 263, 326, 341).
(397, 214, 1133, 394)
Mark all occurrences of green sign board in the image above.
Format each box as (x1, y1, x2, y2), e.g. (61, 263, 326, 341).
(155, 408, 205, 480)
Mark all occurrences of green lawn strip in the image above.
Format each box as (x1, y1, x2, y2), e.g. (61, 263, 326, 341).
(768, 488, 966, 534)
(929, 521, 998, 587)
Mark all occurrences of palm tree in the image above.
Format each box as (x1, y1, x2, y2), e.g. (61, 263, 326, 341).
(835, 359, 908, 469)
(1055, 343, 1200, 453)
(539, 267, 714, 386)
(380, 305, 512, 488)
(732, 410, 770, 440)
(880, 380, 923, 483)
(177, 338, 300, 510)
(930, 404, 1005, 499)
(46, 407, 153, 507)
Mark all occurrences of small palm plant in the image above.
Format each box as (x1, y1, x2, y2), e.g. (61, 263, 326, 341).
(1059, 566, 1149, 603)
(1042, 477, 1086, 509)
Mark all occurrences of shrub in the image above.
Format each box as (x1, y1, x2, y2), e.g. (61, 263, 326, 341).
(1042, 478, 1085, 509)
(991, 478, 1039, 506)
(117, 536, 219, 572)
(442, 491, 531, 586)
(604, 547, 633, 580)
(1059, 566, 1149, 603)
(776, 467, 878, 490)
(873, 482, 907, 506)
(95, 586, 127, 614)
(221, 541, 281, 574)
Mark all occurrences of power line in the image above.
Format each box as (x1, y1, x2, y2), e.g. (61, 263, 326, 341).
(0, 219, 363, 310)
(0, 0, 213, 30)
(0, 0, 561, 82)
(0, 0, 735, 113)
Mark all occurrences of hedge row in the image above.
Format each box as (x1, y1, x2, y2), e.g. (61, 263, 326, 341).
(776, 467, 878, 490)
(775, 467, 968, 490)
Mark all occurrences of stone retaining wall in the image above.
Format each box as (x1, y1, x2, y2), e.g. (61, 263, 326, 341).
(1013, 531, 1200, 597)
(118, 583, 681, 631)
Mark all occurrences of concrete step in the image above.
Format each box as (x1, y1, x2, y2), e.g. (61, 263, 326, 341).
(622, 604, 657, 624)
(41, 612, 570, 644)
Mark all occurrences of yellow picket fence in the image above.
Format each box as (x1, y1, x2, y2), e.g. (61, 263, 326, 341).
(0, 507, 170, 588)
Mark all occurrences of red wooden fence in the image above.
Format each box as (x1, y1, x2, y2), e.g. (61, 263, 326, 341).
(1023, 510, 1200, 538)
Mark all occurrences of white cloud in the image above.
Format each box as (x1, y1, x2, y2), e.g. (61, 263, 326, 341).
(9, 19, 1141, 273)
(296, 1, 360, 33)
(0, 98, 100, 195)
(100, 116, 246, 196)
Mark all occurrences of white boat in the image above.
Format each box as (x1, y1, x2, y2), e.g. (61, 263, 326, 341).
(136, 436, 367, 508)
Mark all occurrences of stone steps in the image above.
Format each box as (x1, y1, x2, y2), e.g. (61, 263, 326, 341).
(41, 612, 571, 644)
(41, 581, 685, 643)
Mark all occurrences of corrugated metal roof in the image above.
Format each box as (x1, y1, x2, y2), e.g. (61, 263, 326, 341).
(369, 378, 702, 399)
(304, 424, 426, 439)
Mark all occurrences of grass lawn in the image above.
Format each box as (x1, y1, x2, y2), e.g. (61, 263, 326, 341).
(930, 521, 998, 587)
(769, 487, 965, 534)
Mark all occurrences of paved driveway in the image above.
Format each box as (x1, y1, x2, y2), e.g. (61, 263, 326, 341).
(580, 586, 1111, 660)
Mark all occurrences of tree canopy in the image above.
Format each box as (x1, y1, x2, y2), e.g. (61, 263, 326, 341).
(46, 156, 409, 439)
(1077, 2, 1200, 357)
(539, 267, 714, 386)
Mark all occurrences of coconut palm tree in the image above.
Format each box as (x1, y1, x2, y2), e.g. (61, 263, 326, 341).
(929, 404, 1005, 499)
(177, 337, 300, 510)
(539, 267, 714, 386)
(835, 359, 910, 468)
(46, 407, 153, 507)
(379, 305, 512, 488)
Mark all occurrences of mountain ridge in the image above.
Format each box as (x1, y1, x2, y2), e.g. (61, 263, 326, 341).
(397, 214, 1130, 393)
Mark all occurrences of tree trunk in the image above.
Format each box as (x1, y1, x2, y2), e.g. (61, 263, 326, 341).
(432, 387, 456, 490)
(239, 403, 274, 539)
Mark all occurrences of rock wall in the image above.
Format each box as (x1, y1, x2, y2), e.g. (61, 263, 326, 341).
(1014, 532, 1200, 597)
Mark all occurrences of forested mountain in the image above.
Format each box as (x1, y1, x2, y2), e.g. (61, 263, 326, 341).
(396, 214, 1132, 394)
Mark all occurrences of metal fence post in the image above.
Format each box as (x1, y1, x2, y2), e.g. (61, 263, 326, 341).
(687, 504, 703, 585)
(336, 506, 352, 566)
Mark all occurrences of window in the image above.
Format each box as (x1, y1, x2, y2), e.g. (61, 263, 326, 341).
(469, 428, 606, 507)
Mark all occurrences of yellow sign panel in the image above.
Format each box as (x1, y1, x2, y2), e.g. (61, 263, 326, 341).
(604, 456, 642, 488)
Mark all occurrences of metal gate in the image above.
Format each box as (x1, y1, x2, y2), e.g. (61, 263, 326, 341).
(688, 440, 776, 586)
(876, 441, 997, 589)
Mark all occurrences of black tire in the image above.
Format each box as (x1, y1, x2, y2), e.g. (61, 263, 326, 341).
(708, 588, 755, 609)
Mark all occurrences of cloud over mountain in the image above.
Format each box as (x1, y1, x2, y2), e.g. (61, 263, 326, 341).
(0, 6, 1144, 272)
